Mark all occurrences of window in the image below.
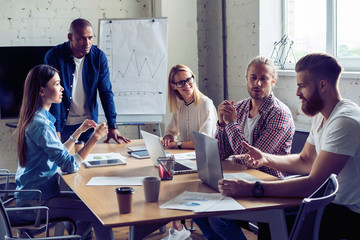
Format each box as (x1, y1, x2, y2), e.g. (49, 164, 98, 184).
(284, 0, 360, 71)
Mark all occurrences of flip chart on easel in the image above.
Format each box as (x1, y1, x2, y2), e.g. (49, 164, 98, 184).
(98, 18, 168, 123)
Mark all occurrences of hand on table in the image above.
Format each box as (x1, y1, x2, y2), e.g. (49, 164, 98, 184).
(161, 135, 174, 148)
(218, 178, 251, 197)
(104, 128, 131, 144)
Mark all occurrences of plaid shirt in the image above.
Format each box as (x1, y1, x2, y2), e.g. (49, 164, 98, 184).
(215, 93, 295, 178)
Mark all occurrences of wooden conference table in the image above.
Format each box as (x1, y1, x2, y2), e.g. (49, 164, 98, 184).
(62, 140, 301, 240)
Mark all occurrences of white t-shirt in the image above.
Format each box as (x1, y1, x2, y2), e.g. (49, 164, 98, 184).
(66, 56, 90, 125)
(307, 99, 360, 213)
(243, 113, 261, 145)
(165, 96, 218, 141)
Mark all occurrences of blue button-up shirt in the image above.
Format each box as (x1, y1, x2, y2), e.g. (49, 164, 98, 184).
(15, 108, 80, 201)
(44, 41, 117, 131)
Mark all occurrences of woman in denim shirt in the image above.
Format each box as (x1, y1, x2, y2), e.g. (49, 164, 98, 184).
(15, 64, 113, 239)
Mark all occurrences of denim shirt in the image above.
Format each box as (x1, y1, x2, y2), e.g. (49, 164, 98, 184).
(15, 108, 81, 201)
(44, 41, 117, 131)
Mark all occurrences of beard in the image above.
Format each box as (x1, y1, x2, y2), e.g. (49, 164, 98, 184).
(301, 88, 324, 117)
(248, 87, 268, 101)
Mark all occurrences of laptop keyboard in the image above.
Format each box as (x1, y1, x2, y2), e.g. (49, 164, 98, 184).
(174, 162, 191, 171)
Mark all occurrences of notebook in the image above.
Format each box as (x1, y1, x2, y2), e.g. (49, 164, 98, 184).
(140, 130, 197, 174)
(193, 131, 261, 191)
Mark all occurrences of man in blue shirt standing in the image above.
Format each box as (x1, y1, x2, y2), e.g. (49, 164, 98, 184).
(45, 18, 130, 144)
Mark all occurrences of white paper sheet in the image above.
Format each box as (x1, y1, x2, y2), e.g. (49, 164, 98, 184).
(86, 176, 148, 186)
(85, 152, 126, 161)
(172, 152, 196, 160)
(196, 196, 245, 212)
(223, 172, 262, 182)
(160, 191, 225, 212)
(98, 19, 168, 116)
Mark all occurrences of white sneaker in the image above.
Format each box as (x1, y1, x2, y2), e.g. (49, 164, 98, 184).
(160, 226, 191, 240)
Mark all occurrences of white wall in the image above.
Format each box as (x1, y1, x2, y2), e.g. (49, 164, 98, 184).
(197, 0, 262, 107)
(0, 0, 199, 172)
(197, 0, 224, 106)
(159, 0, 199, 130)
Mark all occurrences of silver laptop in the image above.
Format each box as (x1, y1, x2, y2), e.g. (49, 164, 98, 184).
(193, 131, 261, 191)
(140, 130, 197, 174)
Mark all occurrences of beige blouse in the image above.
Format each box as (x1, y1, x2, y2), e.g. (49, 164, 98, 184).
(165, 96, 218, 141)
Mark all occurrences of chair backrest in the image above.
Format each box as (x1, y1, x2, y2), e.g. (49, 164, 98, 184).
(0, 198, 14, 239)
(291, 130, 309, 154)
(289, 174, 339, 240)
(0, 169, 16, 202)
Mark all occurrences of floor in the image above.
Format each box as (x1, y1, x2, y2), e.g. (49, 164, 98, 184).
(12, 219, 257, 240)
(110, 220, 258, 240)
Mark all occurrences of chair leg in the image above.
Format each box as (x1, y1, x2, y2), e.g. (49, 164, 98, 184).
(54, 222, 65, 236)
(249, 222, 259, 235)
(159, 225, 167, 234)
(187, 220, 197, 232)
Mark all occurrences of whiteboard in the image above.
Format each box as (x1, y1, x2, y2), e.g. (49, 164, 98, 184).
(98, 18, 168, 123)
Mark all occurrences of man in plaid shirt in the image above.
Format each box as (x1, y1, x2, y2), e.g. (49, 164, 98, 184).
(194, 56, 295, 240)
(216, 56, 295, 179)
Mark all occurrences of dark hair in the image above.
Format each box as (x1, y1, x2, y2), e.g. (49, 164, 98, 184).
(69, 18, 93, 34)
(295, 53, 343, 86)
(17, 64, 59, 167)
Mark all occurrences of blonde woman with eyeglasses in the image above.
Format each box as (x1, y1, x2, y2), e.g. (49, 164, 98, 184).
(160, 64, 217, 240)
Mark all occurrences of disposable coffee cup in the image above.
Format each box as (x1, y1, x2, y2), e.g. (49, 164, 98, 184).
(115, 187, 134, 214)
(143, 176, 161, 202)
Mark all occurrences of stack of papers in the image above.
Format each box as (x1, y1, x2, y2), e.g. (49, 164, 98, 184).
(127, 145, 150, 159)
(130, 150, 149, 159)
(160, 191, 245, 212)
(127, 145, 147, 151)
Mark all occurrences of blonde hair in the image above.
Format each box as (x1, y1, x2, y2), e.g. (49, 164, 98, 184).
(168, 64, 204, 113)
(246, 56, 278, 80)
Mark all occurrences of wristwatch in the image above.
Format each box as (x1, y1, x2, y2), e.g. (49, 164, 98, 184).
(177, 141, 182, 149)
(69, 135, 79, 144)
(252, 181, 264, 198)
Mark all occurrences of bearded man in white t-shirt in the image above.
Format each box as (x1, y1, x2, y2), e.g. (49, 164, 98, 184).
(218, 53, 360, 239)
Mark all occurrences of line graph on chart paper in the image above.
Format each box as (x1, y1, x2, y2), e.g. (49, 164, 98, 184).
(99, 18, 168, 116)
(111, 49, 166, 81)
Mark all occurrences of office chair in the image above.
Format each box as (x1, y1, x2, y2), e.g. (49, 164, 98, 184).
(0, 170, 78, 238)
(291, 130, 309, 154)
(288, 174, 339, 240)
(0, 197, 81, 239)
(0, 169, 16, 203)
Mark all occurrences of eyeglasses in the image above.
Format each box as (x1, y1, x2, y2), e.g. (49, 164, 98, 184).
(172, 77, 195, 88)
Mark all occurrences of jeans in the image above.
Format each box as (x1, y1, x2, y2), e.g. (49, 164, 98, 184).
(61, 123, 94, 143)
(193, 218, 223, 240)
(209, 217, 247, 240)
(319, 203, 360, 240)
(193, 217, 247, 240)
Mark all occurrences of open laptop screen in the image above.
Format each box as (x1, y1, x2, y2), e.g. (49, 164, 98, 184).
(193, 131, 223, 190)
(140, 130, 197, 174)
